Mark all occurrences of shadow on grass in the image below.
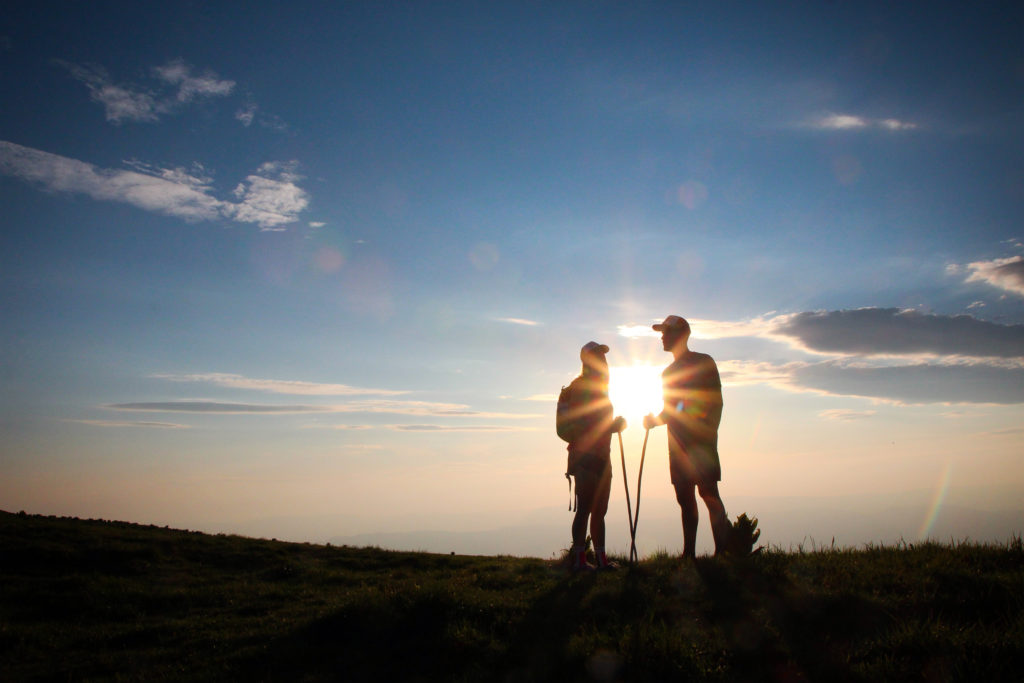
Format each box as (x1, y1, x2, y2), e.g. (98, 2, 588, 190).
(230, 568, 595, 682)
(692, 558, 895, 683)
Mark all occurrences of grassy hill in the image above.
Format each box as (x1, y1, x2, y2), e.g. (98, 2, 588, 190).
(1, 510, 1022, 682)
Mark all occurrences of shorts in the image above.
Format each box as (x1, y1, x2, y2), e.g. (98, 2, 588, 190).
(668, 436, 721, 488)
(567, 448, 611, 482)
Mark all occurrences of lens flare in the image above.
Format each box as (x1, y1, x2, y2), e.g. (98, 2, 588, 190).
(608, 364, 664, 424)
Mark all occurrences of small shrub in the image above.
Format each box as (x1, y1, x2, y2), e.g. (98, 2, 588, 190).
(725, 513, 762, 557)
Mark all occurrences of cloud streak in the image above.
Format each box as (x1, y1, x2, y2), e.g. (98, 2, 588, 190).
(494, 317, 541, 326)
(106, 401, 332, 414)
(67, 419, 190, 429)
(152, 373, 408, 396)
(806, 113, 918, 131)
(106, 399, 542, 418)
(0, 141, 308, 229)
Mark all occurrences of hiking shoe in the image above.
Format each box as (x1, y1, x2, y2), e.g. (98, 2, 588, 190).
(596, 560, 619, 571)
(572, 561, 596, 573)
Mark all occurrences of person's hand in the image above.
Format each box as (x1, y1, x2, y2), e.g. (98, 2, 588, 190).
(612, 416, 627, 433)
(643, 413, 658, 430)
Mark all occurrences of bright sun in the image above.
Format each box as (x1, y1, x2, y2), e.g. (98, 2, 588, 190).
(608, 364, 664, 424)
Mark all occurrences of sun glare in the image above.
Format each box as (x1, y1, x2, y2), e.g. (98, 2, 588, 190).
(608, 364, 665, 424)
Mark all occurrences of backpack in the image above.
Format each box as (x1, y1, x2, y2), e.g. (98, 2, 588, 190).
(555, 382, 579, 443)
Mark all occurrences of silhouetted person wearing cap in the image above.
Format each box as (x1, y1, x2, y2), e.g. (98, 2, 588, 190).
(558, 341, 626, 571)
(644, 316, 730, 558)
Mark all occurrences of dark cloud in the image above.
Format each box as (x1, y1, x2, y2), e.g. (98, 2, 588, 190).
(773, 308, 1024, 358)
(793, 362, 1024, 404)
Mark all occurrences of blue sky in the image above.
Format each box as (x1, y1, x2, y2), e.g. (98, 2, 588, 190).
(2, 2, 1023, 556)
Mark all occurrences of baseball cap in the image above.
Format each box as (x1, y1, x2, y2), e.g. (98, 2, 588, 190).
(652, 315, 690, 333)
(580, 341, 610, 357)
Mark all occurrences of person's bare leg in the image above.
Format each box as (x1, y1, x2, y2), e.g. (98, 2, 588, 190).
(571, 476, 595, 568)
(699, 481, 729, 555)
(589, 470, 611, 550)
(675, 483, 699, 558)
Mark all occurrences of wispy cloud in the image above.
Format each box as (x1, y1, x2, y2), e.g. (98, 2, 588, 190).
(387, 424, 534, 432)
(235, 100, 257, 126)
(56, 58, 234, 124)
(152, 373, 407, 396)
(234, 97, 291, 132)
(0, 141, 308, 229)
(106, 401, 333, 414)
(153, 59, 234, 103)
(57, 59, 235, 124)
(330, 401, 541, 418)
(494, 317, 541, 326)
(818, 409, 877, 421)
(806, 112, 918, 131)
(106, 398, 542, 418)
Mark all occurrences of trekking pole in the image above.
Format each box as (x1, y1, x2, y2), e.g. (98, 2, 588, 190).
(630, 428, 650, 564)
(617, 431, 636, 564)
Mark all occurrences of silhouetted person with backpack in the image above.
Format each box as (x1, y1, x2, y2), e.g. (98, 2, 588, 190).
(557, 342, 626, 571)
(644, 316, 730, 559)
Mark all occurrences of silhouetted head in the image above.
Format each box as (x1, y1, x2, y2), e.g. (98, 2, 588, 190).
(580, 341, 610, 377)
(653, 315, 690, 354)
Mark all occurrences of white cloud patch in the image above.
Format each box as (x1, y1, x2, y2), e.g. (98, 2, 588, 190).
(152, 372, 407, 396)
(227, 162, 310, 230)
(964, 256, 1024, 298)
(0, 141, 308, 229)
(807, 112, 918, 131)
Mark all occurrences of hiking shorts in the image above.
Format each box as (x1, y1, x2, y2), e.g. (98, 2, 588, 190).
(668, 437, 721, 488)
(567, 448, 611, 483)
